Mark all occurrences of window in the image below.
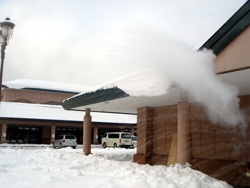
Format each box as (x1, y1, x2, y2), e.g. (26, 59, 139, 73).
(103, 133, 107, 138)
(65, 135, 75, 139)
(121, 133, 131, 138)
(57, 135, 63, 140)
(108, 133, 119, 138)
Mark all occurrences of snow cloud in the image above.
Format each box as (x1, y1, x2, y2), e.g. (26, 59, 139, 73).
(0, 0, 246, 85)
(104, 25, 245, 127)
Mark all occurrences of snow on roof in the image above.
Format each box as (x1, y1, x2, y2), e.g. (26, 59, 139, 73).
(3, 79, 93, 93)
(0, 102, 136, 124)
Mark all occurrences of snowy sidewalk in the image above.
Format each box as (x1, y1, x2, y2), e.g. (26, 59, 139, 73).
(0, 147, 232, 188)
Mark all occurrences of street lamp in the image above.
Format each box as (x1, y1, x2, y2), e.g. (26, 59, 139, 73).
(0, 17, 15, 101)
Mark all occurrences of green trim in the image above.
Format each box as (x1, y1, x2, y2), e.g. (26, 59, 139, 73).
(200, 1, 250, 54)
(22, 87, 80, 94)
(61, 87, 129, 110)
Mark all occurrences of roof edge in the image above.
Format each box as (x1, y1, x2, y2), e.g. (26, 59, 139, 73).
(61, 87, 129, 110)
(199, 1, 250, 54)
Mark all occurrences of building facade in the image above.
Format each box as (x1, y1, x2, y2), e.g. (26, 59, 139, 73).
(0, 80, 137, 145)
(60, 2, 250, 187)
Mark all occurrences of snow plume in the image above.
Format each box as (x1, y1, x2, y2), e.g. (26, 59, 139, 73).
(106, 24, 246, 127)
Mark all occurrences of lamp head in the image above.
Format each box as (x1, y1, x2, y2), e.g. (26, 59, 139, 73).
(0, 17, 15, 39)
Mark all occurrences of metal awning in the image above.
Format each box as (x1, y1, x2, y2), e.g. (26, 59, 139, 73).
(61, 68, 250, 114)
(61, 86, 183, 114)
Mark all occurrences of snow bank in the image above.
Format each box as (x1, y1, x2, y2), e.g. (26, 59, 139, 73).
(0, 147, 232, 188)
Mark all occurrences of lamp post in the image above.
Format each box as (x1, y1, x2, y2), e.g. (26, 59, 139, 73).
(0, 18, 15, 101)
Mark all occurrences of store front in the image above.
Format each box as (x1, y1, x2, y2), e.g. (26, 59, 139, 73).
(6, 126, 42, 144)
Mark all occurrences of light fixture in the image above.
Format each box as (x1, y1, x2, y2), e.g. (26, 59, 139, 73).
(0, 17, 15, 40)
(0, 17, 15, 101)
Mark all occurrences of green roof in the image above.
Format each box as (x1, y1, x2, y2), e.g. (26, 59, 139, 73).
(61, 87, 129, 110)
(199, 1, 250, 54)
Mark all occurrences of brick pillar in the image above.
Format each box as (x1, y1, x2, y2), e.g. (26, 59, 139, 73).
(1, 122, 7, 143)
(177, 100, 191, 165)
(93, 126, 98, 144)
(133, 107, 153, 165)
(83, 108, 92, 155)
(50, 125, 56, 143)
(131, 127, 134, 135)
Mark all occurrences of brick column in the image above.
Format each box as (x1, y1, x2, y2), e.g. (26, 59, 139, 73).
(83, 108, 92, 155)
(130, 127, 134, 135)
(177, 92, 191, 165)
(93, 126, 98, 144)
(50, 125, 56, 143)
(133, 107, 153, 164)
(1, 122, 7, 143)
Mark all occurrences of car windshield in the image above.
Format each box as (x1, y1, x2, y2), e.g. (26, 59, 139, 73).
(121, 134, 131, 138)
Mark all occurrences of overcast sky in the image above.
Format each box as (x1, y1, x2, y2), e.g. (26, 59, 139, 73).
(0, 0, 247, 86)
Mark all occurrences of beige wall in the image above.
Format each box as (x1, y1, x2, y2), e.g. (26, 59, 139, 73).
(2, 88, 75, 104)
(215, 25, 250, 73)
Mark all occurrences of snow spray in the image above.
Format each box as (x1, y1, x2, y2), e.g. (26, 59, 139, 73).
(105, 24, 246, 128)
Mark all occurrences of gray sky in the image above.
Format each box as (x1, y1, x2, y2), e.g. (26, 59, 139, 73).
(0, 0, 247, 86)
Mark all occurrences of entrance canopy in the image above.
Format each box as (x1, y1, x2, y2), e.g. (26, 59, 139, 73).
(60, 68, 250, 115)
(61, 1, 250, 114)
(61, 86, 183, 114)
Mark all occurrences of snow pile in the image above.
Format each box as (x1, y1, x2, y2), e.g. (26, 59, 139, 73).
(0, 147, 232, 188)
(92, 147, 135, 162)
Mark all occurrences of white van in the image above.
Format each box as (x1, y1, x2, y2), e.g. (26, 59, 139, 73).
(101, 132, 132, 149)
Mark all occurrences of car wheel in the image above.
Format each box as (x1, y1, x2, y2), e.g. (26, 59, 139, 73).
(53, 144, 56, 149)
(131, 144, 134, 149)
(113, 143, 117, 148)
(72, 146, 76, 149)
(103, 143, 106, 148)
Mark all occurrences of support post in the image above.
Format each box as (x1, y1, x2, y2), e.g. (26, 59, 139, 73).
(133, 107, 153, 164)
(93, 126, 98, 144)
(0, 41, 6, 101)
(177, 91, 191, 165)
(50, 125, 56, 143)
(83, 108, 92, 155)
(1, 122, 7, 143)
(131, 127, 134, 136)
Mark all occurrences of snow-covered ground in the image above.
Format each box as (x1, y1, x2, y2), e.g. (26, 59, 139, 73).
(0, 145, 232, 188)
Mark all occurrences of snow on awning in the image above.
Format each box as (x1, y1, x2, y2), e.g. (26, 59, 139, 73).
(0, 102, 136, 124)
(3, 79, 93, 94)
(61, 86, 183, 114)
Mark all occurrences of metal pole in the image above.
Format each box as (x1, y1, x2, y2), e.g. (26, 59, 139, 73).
(0, 40, 6, 101)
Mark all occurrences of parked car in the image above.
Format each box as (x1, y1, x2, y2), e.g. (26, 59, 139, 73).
(102, 132, 132, 149)
(53, 135, 77, 149)
(131, 136, 137, 148)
